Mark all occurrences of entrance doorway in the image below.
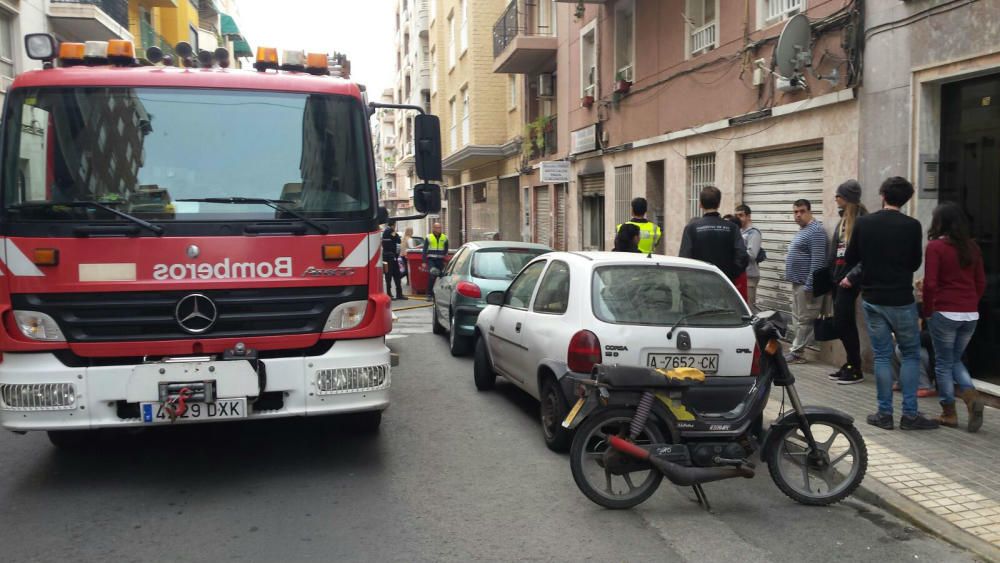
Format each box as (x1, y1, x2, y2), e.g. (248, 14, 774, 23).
(939, 72, 1000, 383)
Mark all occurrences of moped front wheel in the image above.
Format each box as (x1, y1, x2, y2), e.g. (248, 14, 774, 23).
(766, 420, 867, 506)
(569, 407, 664, 510)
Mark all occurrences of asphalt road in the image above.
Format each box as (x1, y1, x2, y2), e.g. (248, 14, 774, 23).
(0, 306, 977, 562)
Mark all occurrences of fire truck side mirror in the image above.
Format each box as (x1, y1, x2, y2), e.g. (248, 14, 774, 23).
(413, 184, 441, 215)
(377, 206, 390, 224)
(414, 114, 442, 182)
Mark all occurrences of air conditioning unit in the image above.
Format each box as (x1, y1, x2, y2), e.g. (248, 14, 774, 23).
(538, 73, 554, 97)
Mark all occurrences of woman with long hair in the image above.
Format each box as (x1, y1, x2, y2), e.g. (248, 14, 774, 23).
(924, 202, 986, 431)
(829, 180, 868, 385)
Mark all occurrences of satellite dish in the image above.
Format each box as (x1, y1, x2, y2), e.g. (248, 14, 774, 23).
(774, 14, 812, 81)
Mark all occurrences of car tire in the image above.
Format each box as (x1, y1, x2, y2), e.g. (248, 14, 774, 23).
(449, 313, 472, 357)
(431, 298, 446, 335)
(473, 337, 496, 391)
(540, 377, 573, 452)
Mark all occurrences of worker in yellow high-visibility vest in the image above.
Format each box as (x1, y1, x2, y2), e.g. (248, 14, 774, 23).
(423, 222, 449, 296)
(616, 197, 662, 254)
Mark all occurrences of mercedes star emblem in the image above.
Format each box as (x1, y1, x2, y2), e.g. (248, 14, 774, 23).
(175, 294, 217, 334)
(187, 244, 200, 259)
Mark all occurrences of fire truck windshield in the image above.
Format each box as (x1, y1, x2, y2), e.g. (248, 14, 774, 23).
(1, 87, 374, 228)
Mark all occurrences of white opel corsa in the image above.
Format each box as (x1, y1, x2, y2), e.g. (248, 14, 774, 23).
(473, 252, 758, 451)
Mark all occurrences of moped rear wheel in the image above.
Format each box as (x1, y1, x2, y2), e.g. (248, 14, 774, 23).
(569, 407, 665, 510)
(766, 420, 867, 506)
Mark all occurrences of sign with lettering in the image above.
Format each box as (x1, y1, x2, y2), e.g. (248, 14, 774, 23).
(571, 124, 598, 154)
(539, 161, 570, 183)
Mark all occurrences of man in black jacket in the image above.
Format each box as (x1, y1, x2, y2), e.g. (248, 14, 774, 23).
(843, 176, 937, 431)
(679, 186, 749, 282)
(382, 220, 405, 300)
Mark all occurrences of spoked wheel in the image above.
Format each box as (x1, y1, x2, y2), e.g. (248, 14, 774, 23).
(569, 407, 664, 509)
(766, 420, 867, 506)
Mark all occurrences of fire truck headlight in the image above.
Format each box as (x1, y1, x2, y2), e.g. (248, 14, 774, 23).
(324, 301, 368, 332)
(13, 311, 66, 342)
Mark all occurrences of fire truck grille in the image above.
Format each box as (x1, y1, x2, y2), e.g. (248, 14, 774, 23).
(11, 286, 367, 342)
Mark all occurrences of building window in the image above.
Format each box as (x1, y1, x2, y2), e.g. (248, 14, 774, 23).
(686, 0, 718, 57)
(614, 165, 633, 227)
(461, 88, 470, 147)
(614, 0, 635, 83)
(509, 75, 517, 109)
(760, 0, 805, 27)
(0, 11, 13, 92)
(687, 154, 716, 220)
(580, 21, 597, 98)
(448, 13, 456, 69)
(460, 0, 468, 54)
(449, 97, 457, 151)
(430, 0, 436, 23)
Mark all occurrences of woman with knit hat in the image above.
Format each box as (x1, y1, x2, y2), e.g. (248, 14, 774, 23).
(828, 180, 868, 385)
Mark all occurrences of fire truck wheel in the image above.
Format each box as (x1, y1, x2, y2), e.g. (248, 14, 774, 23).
(349, 411, 383, 433)
(47, 430, 96, 450)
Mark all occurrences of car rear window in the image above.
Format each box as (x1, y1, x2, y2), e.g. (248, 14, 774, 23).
(472, 248, 548, 280)
(592, 265, 747, 326)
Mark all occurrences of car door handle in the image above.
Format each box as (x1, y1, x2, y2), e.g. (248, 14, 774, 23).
(515, 322, 522, 333)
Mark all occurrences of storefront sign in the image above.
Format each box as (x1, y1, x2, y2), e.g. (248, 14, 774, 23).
(571, 124, 598, 154)
(539, 161, 571, 183)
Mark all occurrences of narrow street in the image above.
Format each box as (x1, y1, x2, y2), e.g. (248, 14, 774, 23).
(0, 306, 973, 562)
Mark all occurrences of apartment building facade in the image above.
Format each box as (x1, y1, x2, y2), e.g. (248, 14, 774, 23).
(428, 0, 525, 245)
(545, 0, 860, 322)
(858, 0, 1000, 385)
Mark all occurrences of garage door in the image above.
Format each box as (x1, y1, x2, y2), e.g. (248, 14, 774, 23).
(534, 186, 551, 246)
(554, 184, 567, 250)
(741, 145, 824, 316)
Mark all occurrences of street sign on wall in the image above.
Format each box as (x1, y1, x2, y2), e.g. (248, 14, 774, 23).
(539, 161, 570, 183)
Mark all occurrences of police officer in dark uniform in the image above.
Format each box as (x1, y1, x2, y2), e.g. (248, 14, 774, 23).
(382, 220, 406, 300)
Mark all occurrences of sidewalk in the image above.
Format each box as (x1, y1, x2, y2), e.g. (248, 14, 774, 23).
(765, 361, 1000, 560)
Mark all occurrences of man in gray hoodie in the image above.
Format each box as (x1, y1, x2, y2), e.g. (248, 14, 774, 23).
(735, 204, 762, 311)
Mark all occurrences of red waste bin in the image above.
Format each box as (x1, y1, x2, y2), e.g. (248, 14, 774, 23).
(405, 249, 453, 294)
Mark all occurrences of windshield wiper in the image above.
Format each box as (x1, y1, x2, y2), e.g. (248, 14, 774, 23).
(177, 197, 328, 234)
(667, 308, 738, 339)
(10, 201, 164, 235)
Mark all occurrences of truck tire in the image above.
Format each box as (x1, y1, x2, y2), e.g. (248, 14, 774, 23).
(350, 411, 382, 433)
(47, 430, 95, 450)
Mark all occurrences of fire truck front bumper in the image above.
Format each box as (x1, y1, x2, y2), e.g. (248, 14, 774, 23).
(0, 337, 391, 432)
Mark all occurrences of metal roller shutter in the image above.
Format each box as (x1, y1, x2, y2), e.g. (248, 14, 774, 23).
(580, 174, 604, 195)
(741, 144, 824, 317)
(534, 186, 551, 246)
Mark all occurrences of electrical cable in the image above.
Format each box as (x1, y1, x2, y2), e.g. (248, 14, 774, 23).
(864, 0, 977, 42)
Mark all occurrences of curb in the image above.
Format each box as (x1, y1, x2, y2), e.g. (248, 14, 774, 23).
(851, 473, 1000, 562)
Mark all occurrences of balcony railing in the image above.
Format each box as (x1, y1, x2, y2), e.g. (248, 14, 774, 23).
(139, 18, 176, 58)
(51, 0, 129, 29)
(493, 1, 556, 58)
(690, 21, 716, 55)
(768, 0, 804, 21)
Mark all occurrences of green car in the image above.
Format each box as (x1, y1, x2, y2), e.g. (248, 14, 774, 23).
(432, 241, 551, 356)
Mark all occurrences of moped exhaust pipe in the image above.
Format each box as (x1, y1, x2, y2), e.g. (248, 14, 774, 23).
(608, 436, 754, 486)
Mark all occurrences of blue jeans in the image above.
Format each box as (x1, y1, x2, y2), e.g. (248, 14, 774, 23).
(862, 301, 921, 417)
(928, 313, 977, 404)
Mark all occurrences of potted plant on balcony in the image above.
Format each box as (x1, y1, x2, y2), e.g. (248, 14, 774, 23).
(615, 71, 632, 95)
(581, 94, 595, 108)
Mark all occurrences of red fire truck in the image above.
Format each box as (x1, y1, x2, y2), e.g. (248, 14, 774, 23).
(0, 35, 442, 446)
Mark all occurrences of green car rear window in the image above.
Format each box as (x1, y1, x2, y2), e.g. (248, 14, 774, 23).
(472, 249, 547, 280)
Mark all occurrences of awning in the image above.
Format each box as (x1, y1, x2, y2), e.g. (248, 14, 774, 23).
(220, 13, 242, 37)
(233, 39, 253, 58)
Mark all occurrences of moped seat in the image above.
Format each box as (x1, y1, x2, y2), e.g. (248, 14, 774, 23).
(595, 365, 705, 389)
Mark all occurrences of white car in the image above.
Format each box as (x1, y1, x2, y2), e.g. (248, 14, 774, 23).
(473, 252, 757, 451)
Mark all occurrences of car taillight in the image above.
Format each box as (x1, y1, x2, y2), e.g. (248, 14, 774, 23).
(456, 281, 482, 298)
(751, 344, 762, 376)
(568, 330, 602, 373)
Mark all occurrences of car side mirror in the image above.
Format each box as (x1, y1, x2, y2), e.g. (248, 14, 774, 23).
(413, 183, 441, 214)
(486, 291, 504, 307)
(414, 114, 442, 182)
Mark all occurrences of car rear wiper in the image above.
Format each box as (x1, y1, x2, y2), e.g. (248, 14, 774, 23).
(666, 308, 737, 340)
(9, 200, 164, 235)
(177, 197, 328, 234)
